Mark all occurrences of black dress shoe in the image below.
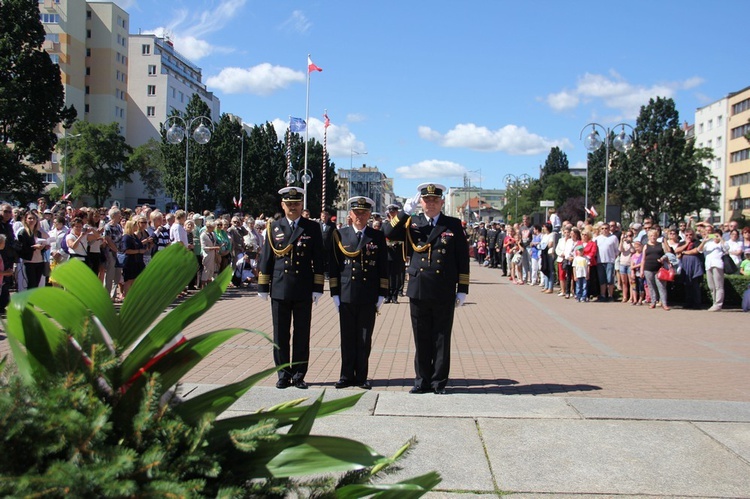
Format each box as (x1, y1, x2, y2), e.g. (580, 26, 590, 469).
(409, 386, 429, 394)
(358, 381, 372, 390)
(334, 379, 353, 389)
(294, 378, 308, 389)
(276, 378, 292, 389)
(434, 388, 447, 395)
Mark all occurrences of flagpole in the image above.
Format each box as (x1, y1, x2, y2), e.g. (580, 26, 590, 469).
(286, 118, 292, 186)
(303, 54, 311, 210)
(322, 109, 328, 211)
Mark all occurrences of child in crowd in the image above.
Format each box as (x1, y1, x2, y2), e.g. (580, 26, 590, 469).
(630, 240, 645, 305)
(741, 249, 750, 276)
(476, 235, 487, 266)
(572, 246, 589, 302)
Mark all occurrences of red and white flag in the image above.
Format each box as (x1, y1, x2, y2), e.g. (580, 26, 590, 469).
(308, 55, 322, 73)
(324, 112, 330, 128)
(585, 205, 598, 218)
(62, 192, 72, 200)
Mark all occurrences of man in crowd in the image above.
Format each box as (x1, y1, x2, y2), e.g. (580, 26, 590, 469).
(319, 209, 336, 275)
(257, 187, 324, 390)
(384, 183, 469, 395)
(595, 222, 620, 302)
(103, 207, 123, 300)
(0, 203, 17, 315)
(329, 196, 387, 390)
(487, 221, 498, 268)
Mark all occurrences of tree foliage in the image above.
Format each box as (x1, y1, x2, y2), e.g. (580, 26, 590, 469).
(160, 96, 339, 215)
(610, 97, 717, 221)
(0, 0, 76, 202)
(57, 121, 133, 206)
(540, 146, 570, 184)
(128, 138, 164, 196)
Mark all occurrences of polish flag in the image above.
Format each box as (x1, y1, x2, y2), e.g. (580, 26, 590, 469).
(308, 55, 322, 73)
(324, 112, 330, 128)
(62, 192, 72, 200)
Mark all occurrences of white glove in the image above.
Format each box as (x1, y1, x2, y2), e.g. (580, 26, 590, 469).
(455, 292, 467, 308)
(258, 292, 269, 301)
(376, 296, 385, 312)
(313, 292, 323, 305)
(332, 295, 340, 310)
(402, 193, 422, 214)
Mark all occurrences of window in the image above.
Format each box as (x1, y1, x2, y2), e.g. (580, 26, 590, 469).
(730, 172, 750, 187)
(732, 98, 750, 115)
(729, 198, 750, 210)
(147, 106, 156, 117)
(84, 104, 90, 113)
(730, 148, 750, 163)
(87, 29, 91, 38)
(43, 174, 57, 184)
(45, 33, 60, 43)
(142, 44, 150, 55)
(717, 136, 722, 148)
(708, 119, 713, 130)
(87, 10, 92, 19)
(731, 123, 750, 140)
(148, 64, 157, 75)
(85, 67, 90, 76)
(698, 123, 704, 134)
(86, 48, 91, 57)
(717, 115, 723, 127)
(49, 54, 59, 64)
(40, 13, 61, 23)
(85, 86, 90, 95)
(147, 85, 156, 96)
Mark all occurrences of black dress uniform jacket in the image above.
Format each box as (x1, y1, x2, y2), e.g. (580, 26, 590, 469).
(258, 217, 325, 299)
(329, 226, 388, 304)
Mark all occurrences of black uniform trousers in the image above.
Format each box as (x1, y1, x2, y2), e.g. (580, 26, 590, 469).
(409, 296, 455, 391)
(271, 298, 312, 381)
(388, 259, 405, 300)
(338, 302, 376, 383)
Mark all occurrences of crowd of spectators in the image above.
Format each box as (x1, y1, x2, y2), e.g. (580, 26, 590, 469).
(0, 197, 273, 315)
(469, 216, 750, 312)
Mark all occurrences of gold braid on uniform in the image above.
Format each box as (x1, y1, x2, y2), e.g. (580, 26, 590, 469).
(332, 229, 369, 270)
(265, 223, 294, 257)
(404, 216, 432, 261)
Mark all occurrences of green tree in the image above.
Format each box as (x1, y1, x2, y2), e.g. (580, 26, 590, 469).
(128, 138, 164, 196)
(57, 122, 132, 206)
(540, 146, 570, 186)
(0, 0, 76, 203)
(541, 172, 586, 212)
(611, 97, 717, 220)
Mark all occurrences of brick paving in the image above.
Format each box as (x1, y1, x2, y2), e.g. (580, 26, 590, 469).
(2, 261, 749, 401)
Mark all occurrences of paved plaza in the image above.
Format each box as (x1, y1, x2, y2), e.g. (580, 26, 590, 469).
(2, 262, 750, 497)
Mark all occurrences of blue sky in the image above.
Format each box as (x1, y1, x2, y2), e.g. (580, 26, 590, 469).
(113, 0, 748, 198)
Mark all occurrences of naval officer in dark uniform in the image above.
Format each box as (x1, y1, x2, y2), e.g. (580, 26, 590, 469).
(384, 182, 470, 394)
(385, 203, 406, 303)
(258, 187, 325, 389)
(329, 196, 388, 390)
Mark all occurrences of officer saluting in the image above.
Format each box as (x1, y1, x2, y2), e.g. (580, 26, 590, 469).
(384, 183, 470, 394)
(329, 197, 388, 390)
(385, 203, 406, 304)
(258, 187, 324, 389)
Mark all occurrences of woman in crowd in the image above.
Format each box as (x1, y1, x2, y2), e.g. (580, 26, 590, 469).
(86, 207, 106, 280)
(122, 219, 147, 298)
(560, 228, 580, 299)
(555, 227, 572, 298)
(726, 229, 743, 269)
(530, 225, 542, 285)
(200, 220, 220, 288)
(65, 217, 93, 263)
(581, 229, 598, 301)
(741, 227, 750, 254)
(16, 211, 49, 289)
(503, 226, 519, 283)
(618, 229, 635, 303)
(214, 219, 232, 272)
(47, 215, 68, 283)
(639, 228, 672, 311)
(539, 223, 556, 294)
(698, 227, 729, 312)
(676, 229, 704, 310)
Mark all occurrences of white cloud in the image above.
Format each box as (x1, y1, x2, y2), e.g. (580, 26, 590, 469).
(144, 0, 247, 62)
(346, 113, 367, 123)
(269, 118, 365, 159)
(279, 10, 312, 34)
(396, 160, 466, 180)
(207, 64, 305, 95)
(419, 123, 571, 156)
(545, 71, 705, 119)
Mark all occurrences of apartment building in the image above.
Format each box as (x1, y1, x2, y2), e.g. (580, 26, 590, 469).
(694, 98, 728, 223)
(726, 86, 750, 222)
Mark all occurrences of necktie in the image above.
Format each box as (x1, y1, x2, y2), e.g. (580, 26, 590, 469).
(428, 218, 434, 228)
(356, 231, 362, 242)
(290, 220, 295, 231)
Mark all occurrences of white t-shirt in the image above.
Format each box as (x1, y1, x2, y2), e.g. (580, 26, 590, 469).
(169, 223, 189, 247)
(595, 234, 619, 263)
(702, 239, 727, 270)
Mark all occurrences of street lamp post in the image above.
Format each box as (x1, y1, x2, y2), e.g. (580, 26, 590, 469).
(580, 122, 635, 221)
(62, 132, 81, 197)
(503, 173, 530, 222)
(165, 115, 213, 212)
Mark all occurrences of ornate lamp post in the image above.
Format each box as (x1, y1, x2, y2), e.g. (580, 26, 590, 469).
(580, 122, 635, 221)
(165, 116, 213, 212)
(503, 173, 531, 222)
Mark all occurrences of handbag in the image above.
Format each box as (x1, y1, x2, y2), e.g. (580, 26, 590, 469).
(722, 253, 738, 275)
(657, 266, 675, 282)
